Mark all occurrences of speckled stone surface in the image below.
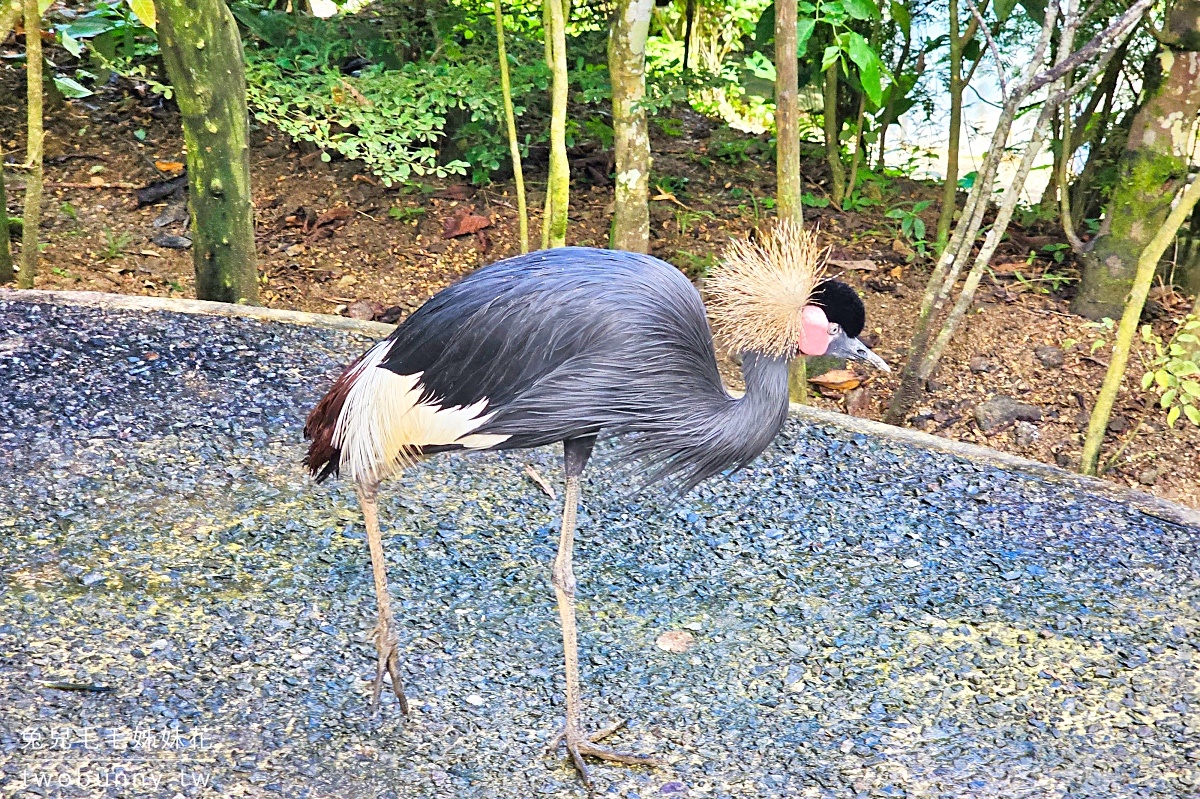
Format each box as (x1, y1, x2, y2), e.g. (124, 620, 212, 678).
(0, 297, 1197, 799)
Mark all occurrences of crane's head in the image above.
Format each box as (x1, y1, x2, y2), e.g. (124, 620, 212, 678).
(798, 279, 890, 371)
(706, 222, 889, 371)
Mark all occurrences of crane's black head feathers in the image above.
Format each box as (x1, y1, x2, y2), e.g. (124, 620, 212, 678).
(809, 280, 865, 337)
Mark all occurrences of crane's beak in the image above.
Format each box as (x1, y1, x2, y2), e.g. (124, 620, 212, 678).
(825, 329, 891, 372)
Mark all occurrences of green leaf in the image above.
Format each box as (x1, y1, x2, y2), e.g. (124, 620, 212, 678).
(796, 18, 817, 56)
(958, 171, 977, 189)
(821, 45, 841, 72)
(59, 31, 84, 58)
(1161, 389, 1178, 409)
(1186, 404, 1200, 426)
(912, 218, 925, 241)
(1182, 379, 1200, 398)
(53, 76, 93, 99)
(846, 32, 883, 107)
(962, 38, 982, 62)
(1167, 405, 1181, 427)
(890, 1, 911, 33)
(61, 19, 116, 39)
(994, 0, 1019, 22)
(1168, 359, 1199, 377)
(843, 0, 881, 21)
(1019, 0, 1047, 24)
(754, 3, 774, 47)
(1141, 371, 1155, 390)
(1155, 369, 1173, 388)
(128, 0, 156, 30)
(1177, 333, 1198, 344)
(1184, 319, 1200, 330)
(1140, 324, 1153, 342)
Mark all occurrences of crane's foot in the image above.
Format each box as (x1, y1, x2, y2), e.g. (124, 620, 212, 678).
(548, 720, 662, 788)
(370, 618, 410, 716)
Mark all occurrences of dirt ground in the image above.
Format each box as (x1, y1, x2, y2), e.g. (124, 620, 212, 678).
(3, 67, 1198, 510)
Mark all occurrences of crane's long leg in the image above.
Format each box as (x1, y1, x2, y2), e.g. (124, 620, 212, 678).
(551, 437, 660, 786)
(356, 480, 410, 715)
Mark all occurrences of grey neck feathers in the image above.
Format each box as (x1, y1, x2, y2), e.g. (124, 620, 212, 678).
(713, 351, 791, 474)
(737, 351, 791, 426)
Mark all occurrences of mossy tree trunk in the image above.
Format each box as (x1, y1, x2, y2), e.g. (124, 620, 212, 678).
(542, 0, 570, 248)
(155, 0, 259, 305)
(17, 0, 41, 290)
(1072, 1, 1200, 320)
(0, 143, 12, 284)
(608, 0, 652, 253)
(1080, 171, 1200, 474)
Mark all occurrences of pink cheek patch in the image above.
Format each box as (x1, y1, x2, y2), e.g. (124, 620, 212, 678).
(798, 305, 832, 356)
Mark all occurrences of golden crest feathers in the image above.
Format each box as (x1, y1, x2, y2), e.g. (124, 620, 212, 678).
(705, 220, 827, 357)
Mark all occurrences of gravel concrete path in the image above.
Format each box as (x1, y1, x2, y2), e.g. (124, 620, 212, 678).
(0, 294, 1197, 799)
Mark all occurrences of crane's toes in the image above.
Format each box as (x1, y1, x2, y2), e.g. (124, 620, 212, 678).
(550, 722, 663, 787)
(370, 622, 410, 715)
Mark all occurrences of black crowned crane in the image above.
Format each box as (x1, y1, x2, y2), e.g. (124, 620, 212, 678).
(303, 223, 888, 784)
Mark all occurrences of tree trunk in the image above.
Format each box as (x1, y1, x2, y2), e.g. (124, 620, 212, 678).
(609, 0, 652, 253)
(17, 0, 41, 290)
(774, 0, 802, 229)
(0, 147, 12, 284)
(823, 64, 845, 207)
(155, 0, 259, 304)
(774, 0, 805, 402)
(494, 0, 528, 253)
(542, 0, 570, 248)
(1081, 172, 1200, 474)
(1072, 2, 1200, 320)
(935, 0, 965, 250)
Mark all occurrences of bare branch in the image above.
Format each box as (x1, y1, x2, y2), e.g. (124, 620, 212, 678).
(1025, 0, 1155, 99)
(966, 0, 1006, 96)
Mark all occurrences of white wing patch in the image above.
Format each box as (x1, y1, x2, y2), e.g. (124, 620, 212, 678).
(332, 342, 511, 483)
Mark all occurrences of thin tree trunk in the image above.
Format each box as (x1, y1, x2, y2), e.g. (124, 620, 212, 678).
(823, 64, 845, 208)
(775, 0, 802, 229)
(609, 0, 653, 253)
(17, 0, 41, 290)
(155, 0, 259, 304)
(0, 147, 12, 284)
(844, 95, 867, 199)
(935, 0, 965, 250)
(876, 29, 912, 171)
(1081, 173, 1200, 474)
(774, 0, 806, 402)
(494, 0, 528, 253)
(542, 0, 570, 248)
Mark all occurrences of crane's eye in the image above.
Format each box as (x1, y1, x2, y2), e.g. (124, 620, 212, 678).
(827, 323, 842, 337)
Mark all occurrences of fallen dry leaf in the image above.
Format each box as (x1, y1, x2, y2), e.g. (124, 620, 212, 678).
(155, 160, 184, 175)
(523, 464, 556, 500)
(829, 258, 877, 271)
(655, 630, 694, 653)
(809, 369, 862, 392)
(442, 205, 491, 238)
